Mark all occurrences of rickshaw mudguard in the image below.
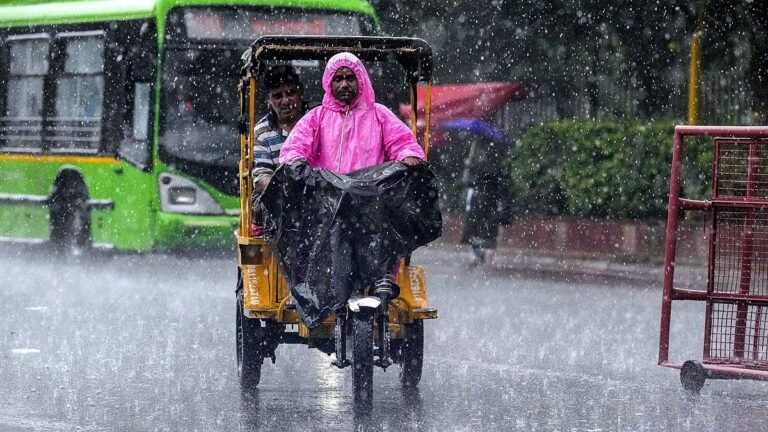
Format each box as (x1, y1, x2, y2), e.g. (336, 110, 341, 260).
(238, 237, 286, 318)
(394, 262, 438, 321)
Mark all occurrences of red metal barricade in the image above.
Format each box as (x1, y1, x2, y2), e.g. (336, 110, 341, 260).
(660, 125, 768, 392)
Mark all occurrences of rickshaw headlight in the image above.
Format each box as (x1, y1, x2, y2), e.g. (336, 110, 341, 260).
(158, 173, 224, 215)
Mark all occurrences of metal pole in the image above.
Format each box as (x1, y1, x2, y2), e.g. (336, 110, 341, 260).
(659, 127, 684, 364)
(239, 79, 249, 238)
(424, 81, 432, 159)
(687, 10, 703, 125)
(409, 82, 418, 138)
(734, 143, 760, 358)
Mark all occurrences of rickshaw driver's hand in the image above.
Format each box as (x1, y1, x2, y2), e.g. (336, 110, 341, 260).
(400, 156, 424, 167)
(254, 174, 272, 193)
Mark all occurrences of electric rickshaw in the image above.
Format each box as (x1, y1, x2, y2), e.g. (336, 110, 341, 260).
(235, 36, 438, 410)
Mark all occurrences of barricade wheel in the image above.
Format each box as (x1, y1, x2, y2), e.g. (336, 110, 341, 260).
(399, 320, 424, 387)
(237, 290, 263, 391)
(352, 308, 374, 413)
(680, 360, 705, 394)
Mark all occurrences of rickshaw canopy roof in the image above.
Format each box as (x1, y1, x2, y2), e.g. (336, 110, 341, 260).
(242, 35, 433, 83)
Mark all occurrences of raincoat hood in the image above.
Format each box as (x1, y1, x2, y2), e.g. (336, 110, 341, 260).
(321, 52, 375, 112)
(280, 52, 424, 172)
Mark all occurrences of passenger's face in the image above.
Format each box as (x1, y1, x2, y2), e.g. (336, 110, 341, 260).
(268, 82, 303, 124)
(331, 67, 358, 104)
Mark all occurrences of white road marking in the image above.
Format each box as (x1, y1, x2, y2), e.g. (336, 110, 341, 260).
(11, 348, 40, 354)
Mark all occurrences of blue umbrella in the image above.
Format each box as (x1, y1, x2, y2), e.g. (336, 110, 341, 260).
(439, 118, 511, 145)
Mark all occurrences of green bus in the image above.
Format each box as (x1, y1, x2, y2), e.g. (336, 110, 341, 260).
(0, 0, 377, 253)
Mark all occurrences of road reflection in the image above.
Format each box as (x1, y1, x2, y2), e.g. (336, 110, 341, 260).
(351, 386, 424, 432)
(237, 375, 427, 431)
(239, 388, 262, 430)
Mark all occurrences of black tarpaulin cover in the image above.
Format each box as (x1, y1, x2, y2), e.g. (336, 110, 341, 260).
(261, 159, 442, 328)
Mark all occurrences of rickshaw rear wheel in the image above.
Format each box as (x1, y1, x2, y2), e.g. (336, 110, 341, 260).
(399, 320, 424, 387)
(236, 290, 263, 390)
(352, 308, 374, 413)
(680, 360, 706, 394)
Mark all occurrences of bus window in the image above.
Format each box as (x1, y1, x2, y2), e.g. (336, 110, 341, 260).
(132, 83, 151, 141)
(160, 47, 240, 171)
(118, 82, 152, 168)
(115, 20, 156, 169)
(50, 33, 104, 152)
(1, 35, 49, 151)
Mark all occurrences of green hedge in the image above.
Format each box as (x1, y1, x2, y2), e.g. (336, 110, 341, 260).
(506, 119, 711, 219)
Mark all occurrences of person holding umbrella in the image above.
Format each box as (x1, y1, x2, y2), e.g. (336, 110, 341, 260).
(442, 118, 514, 267)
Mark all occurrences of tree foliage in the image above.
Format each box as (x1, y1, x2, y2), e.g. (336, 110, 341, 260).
(506, 119, 712, 219)
(373, 0, 768, 121)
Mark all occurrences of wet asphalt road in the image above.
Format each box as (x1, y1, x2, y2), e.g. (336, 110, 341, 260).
(1, 244, 768, 432)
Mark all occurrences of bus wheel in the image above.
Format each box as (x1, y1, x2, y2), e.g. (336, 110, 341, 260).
(236, 290, 263, 392)
(352, 308, 374, 414)
(398, 320, 424, 388)
(50, 190, 91, 257)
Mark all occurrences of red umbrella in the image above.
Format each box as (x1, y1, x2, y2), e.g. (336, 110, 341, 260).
(398, 82, 527, 128)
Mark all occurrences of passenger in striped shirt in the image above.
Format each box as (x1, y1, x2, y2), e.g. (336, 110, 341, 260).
(251, 65, 307, 226)
(252, 65, 307, 193)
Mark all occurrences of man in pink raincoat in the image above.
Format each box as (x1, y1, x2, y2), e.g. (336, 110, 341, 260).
(270, 52, 437, 333)
(279, 52, 424, 170)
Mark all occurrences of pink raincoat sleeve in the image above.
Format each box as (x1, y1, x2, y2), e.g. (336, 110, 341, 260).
(376, 105, 425, 161)
(279, 109, 318, 164)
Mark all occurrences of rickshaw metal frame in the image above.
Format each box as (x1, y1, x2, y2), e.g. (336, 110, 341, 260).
(659, 125, 768, 390)
(235, 36, 437, 346)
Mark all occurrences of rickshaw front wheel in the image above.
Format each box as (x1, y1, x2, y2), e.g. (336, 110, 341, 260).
(352, 308, 374, 413)
(398, 320, 424, 387)
(236, 291, 263, 390)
